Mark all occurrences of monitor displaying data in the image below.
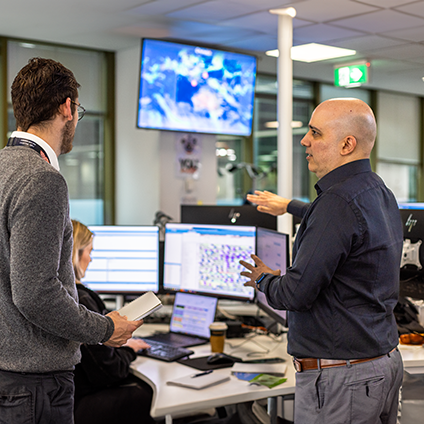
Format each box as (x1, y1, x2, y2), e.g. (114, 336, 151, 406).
(137, 38, 257, 136)
(163, 223, 256, 300)
(255, 227, 290, 326)
(82, 225, 159, 294)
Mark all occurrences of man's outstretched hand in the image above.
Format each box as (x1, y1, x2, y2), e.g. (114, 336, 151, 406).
(247, 190, 290, 216)
(240, 254, 280, 288)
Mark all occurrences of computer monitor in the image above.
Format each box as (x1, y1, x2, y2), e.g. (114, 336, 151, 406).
(181, 205, 277, 230)
(398, 203, 424, 299)
(163, 223, 256, 300)
(255, 227, 290, 327)
(82, 225, 159, 294)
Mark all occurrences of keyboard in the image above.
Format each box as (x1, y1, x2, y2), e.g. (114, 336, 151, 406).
(143, 332, 207, 348)
(138, 340, 194, 362)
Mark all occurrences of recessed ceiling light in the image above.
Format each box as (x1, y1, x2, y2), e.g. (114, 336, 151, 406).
(20, 43, 36, 49)
(265, 121, 303, 129)
(266, 43, 356, 63)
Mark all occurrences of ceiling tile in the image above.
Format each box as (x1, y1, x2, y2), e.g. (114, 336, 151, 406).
(370, 59, 424, 74)
(369, 43, 424, 61)
(284, 0, 378, 23)
(126, 0, 205, 16)
(166, 0, 259, 22)
(293, 23, 365, 43)
(172, 21, 261, 42)
(89, 0, 151, 13)
(113, 25, 171, 40)
(222, 11, 278, 32)
(382, 25, 424, 43)
(229, 0, 304, 8)
(326, 34, 405, 51)
(395, 1, 424, 19)
(223, 10, 311, 34)
(355, 0, 419, 7)
(331, 9, 424, 33)
(224, 34, 278, 52)
(186, 30, 258, 44)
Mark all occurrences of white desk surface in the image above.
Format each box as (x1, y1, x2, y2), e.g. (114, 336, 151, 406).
(398, 344, 424, 374)
(131, 324, 295, 420)
(131, 323, 424, 419)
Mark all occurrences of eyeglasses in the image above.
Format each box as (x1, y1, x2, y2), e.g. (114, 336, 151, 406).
(71, 100, 86, 121)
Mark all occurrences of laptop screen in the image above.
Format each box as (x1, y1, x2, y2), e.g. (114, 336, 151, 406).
(170, 292, 218, 339)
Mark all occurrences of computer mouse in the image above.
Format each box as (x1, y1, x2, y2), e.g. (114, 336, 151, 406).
(206, 353, 234, 365)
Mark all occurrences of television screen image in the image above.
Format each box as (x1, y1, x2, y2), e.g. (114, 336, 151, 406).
(163, 223, 256, 300)
(137, 38, 257, 136)
(82, 226, 159, 294)
(255, 227, 290, 327)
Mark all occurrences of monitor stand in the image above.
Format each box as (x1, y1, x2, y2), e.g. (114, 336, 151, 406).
(115, 294, 125, 310)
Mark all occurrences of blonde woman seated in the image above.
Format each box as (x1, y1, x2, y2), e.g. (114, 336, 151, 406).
(72, 220, 155, 424)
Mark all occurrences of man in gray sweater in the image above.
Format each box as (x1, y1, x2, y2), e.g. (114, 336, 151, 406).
(0, 58, 142, 424)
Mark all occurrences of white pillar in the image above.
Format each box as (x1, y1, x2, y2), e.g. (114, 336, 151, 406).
(270, 7, 296, 238)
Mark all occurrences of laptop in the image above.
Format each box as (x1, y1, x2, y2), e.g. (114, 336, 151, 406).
(143, 292, 218, 348)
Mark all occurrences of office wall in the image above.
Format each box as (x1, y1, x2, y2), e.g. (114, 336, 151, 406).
(115, 46, 161, 225)
(115, 46, 217, 225)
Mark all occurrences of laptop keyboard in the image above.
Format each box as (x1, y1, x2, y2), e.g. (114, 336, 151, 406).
(138, 340, 194, 362)
(143, 332, 207, 347)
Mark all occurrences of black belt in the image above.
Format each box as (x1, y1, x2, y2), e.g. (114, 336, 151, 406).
(293, 347, 397, 372)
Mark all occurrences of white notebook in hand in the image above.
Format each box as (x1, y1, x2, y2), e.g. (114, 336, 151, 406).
(117, 291, 162, 321)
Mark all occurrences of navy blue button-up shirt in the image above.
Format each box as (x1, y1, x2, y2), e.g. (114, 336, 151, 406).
(259, 159, 403, 359)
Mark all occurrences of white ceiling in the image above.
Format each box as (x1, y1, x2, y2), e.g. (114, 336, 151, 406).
(1, 0, 424, 95)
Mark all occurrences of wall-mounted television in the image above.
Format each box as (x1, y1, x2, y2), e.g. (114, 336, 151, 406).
(136, 38, 257, 136)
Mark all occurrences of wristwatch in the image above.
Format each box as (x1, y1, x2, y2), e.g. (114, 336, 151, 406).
(255, 273, 267, 290)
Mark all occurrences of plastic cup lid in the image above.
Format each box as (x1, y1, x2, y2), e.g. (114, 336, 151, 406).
(209, 322, 228, 330)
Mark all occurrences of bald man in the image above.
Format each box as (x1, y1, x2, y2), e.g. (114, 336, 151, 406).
(240, 98, 403, 424)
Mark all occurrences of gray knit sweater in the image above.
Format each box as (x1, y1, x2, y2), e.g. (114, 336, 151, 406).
(0, 145, 114, 373)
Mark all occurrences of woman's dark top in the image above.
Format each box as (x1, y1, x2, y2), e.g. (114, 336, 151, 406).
(74, 284, 137, 402)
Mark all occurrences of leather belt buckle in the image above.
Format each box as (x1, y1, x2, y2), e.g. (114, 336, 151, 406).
(293, 358, 302, 372)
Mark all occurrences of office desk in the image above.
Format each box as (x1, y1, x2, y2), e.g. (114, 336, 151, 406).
(131, 324, 295, 424)
(399, 344, 424, 374)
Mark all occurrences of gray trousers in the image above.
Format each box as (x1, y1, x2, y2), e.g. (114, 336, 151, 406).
(0, 369, 75, 424)
(294, 348, 403, 424)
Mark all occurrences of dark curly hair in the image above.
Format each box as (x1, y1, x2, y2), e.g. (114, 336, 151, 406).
(11, 57, 81, 131)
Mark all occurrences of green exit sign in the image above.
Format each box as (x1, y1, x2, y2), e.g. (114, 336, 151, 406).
(334, 63, 369, 87)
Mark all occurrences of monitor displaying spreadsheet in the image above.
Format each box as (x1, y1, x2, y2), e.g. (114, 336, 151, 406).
(82, 225, 159, 294)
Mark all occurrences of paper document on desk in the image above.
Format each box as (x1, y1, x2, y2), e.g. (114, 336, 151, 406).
(231, 362, 287, 376)
(167, 372, 230, 390)
(117, 291, 162, 321)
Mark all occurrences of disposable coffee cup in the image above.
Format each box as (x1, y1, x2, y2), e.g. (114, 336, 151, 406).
(209, 322, 228, 353)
